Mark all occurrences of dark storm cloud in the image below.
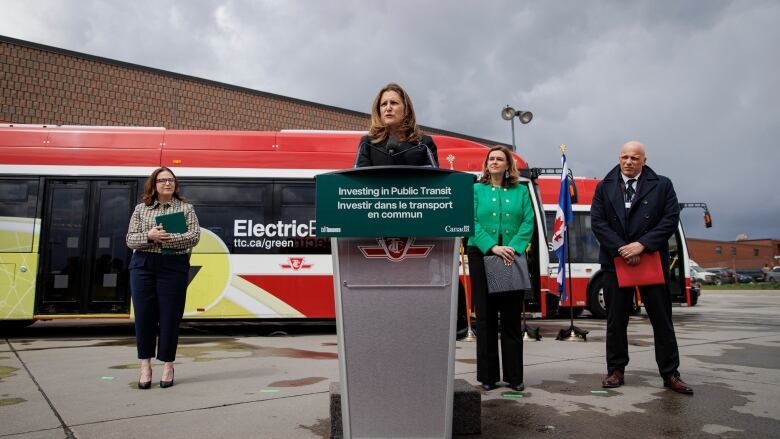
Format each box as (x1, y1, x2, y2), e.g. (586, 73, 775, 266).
(3, 0, 778, 240)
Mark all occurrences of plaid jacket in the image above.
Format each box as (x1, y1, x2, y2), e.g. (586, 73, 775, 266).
(126, 197, 200, 254)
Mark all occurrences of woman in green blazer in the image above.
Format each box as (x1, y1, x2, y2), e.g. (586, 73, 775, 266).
(467, 145, 535, 391)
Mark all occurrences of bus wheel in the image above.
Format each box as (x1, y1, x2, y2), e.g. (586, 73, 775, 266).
(690, 289, 700, 306)
(588, 275, 608, 319)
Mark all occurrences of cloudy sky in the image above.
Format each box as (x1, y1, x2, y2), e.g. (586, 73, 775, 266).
(3, 0, 778, 241)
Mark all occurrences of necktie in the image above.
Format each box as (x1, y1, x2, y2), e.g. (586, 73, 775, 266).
(625, 178, 636, 203)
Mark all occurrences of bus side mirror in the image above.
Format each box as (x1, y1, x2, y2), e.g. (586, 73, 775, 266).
(567, 175, 578, 204)
(703, 211, 712, 228)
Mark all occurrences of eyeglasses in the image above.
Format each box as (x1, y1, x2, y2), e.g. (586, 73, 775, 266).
(156, 178, 176, 184)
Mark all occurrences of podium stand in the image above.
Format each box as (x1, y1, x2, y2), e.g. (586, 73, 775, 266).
(316, 166, 474, 439)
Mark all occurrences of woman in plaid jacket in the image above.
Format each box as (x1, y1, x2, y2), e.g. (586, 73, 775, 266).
(126, 167, 200, 389)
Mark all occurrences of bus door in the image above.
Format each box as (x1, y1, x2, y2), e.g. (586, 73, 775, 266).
(666, 231, 686, 303)
(38, 179, 137, 314)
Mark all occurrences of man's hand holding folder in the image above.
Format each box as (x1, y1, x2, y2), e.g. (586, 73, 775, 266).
(614, 251, 665, 287)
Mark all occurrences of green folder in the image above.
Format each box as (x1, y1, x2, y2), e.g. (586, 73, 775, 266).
(155, 211, 187, 254)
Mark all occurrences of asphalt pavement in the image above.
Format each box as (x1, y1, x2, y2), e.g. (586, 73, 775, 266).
(2, 290, 780, 438)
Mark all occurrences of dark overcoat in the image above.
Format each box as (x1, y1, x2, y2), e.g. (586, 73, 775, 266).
(590, 165, 680, 270)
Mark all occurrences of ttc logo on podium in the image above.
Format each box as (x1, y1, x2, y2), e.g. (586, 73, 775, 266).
(358, 238, 434, 262)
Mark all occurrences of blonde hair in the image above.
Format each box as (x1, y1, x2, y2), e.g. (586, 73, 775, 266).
(367, 83, 422, 144)
(478, 146, 520, 187)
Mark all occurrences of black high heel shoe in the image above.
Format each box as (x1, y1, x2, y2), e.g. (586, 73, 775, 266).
(138, 368, 152, 389)
(160, 368, 175, 388)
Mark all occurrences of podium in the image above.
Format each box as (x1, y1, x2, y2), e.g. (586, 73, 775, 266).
(316, 166, 474, 439)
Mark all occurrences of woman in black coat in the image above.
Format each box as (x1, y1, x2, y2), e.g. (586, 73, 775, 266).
(354, 83, 439, 168)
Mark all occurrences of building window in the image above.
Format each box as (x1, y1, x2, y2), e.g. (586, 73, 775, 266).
(754, 248, 760, 257)
(730, 247, 737, 256)
(715, 246, 721, 255)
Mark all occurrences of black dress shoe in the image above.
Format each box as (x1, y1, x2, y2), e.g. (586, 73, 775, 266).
(663, 375, 693, 395)
(480, 382, 497, 391)
(509, 383, 525, 392)
(160, 369, 174, 388)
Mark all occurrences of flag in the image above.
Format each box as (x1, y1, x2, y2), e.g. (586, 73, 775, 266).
(551, 154, 574, 302)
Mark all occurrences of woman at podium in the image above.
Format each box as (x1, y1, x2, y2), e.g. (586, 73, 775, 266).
(126, 167, 200, 389)
(467, 146, 535, 391)
(354, 83, 439, 168)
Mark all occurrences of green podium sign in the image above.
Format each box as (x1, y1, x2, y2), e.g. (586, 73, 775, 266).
(315, 166, 474, 238)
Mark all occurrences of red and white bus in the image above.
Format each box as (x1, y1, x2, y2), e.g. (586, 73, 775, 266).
(534, 174, 700, 318)
(0, 124, 552, 326)
(0, 124, 697, 326)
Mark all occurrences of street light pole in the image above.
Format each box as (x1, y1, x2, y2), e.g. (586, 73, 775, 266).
(499, 106, 538, 342)
(501, 105, 533, 152)
(509, 117, 516, 151)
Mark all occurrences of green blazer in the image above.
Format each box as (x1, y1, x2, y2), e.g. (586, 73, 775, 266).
(471, 182, 535, 255)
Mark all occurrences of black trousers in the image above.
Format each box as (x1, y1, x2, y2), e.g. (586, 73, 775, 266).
(129, 252, 189, 362)
(603, 270, 680, 378)
(467, 246, 524, 385)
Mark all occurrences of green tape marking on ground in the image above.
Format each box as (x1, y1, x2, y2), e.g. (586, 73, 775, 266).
(100, 376, 115, 380)
(591, 390, 609, 394)
(260, 389, 280, 393)
(502, 392, 524, 398)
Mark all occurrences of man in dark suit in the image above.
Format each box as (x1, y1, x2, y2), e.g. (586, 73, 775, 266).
(590, 140, 693, 395)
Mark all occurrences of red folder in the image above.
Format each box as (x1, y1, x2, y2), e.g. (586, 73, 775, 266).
(614, 251, 665, 287)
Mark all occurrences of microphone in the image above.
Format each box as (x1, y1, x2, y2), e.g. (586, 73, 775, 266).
(387, 136, 399, 155)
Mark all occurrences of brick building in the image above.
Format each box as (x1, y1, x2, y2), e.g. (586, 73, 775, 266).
(687, 238, 780, 270)
(0, 34, 494, 144)
(15, 34, 779, 272)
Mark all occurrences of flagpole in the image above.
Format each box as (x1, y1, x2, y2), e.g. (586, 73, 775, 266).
(459, 245, 476, 342)
(567, 231, 574, 328)
(556, 144, 588, 342)
(557, 229, 588, 341)
(521, 298, 541, 341)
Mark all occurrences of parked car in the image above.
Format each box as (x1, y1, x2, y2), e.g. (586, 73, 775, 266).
(767, 267, 780, 282)
(735, 272, 753, 283)
(704, 267, 737, 285)
(690, 266, 718, 284)
(736, 269, 766, 283)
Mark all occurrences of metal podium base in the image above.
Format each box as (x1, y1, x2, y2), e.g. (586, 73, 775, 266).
(333, 237, 460, 438)
(329, 380, 481, 438)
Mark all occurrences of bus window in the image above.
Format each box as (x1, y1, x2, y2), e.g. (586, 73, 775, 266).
(575, 215, 600, 263)
(545, 211, 600, 264)
(0, 179, 40, 253)
(278, 183, 330, 254)
(183, 181, 326, 255)
(183, 182, 272, 254)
